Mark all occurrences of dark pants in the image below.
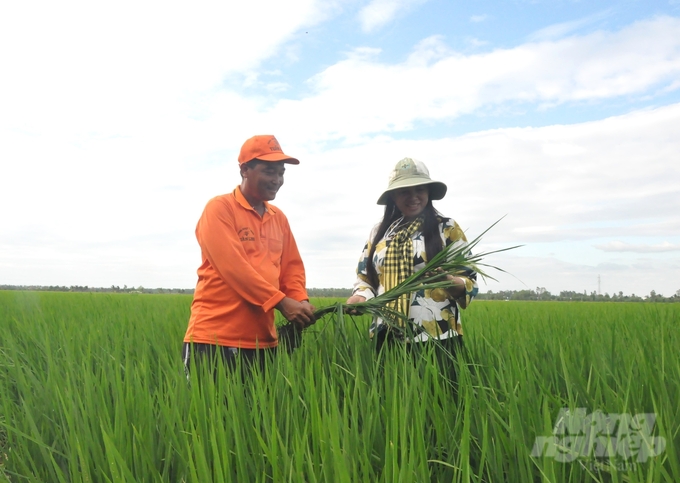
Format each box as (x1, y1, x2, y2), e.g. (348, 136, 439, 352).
(182, 342, 276, 381)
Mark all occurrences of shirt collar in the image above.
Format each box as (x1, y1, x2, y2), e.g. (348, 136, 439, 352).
(233, 186, 278, 215)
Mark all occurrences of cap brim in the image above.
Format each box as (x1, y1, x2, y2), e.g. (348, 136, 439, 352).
(377, 180, 447, 205)
(253, 152, 300, 164)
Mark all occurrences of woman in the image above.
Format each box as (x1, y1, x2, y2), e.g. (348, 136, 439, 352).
(347, 158, 478, 354)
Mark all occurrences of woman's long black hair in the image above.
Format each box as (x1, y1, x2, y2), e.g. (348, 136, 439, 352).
(365, 190, 448, 289)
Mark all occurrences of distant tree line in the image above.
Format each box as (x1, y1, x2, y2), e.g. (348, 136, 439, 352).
(2, 285, 679, 302)
(307, 288, 353, 297)
(0, 285, 351, 297)
(0, 285, 194, 295)
(0, 285, 352, 297)
(476, 288, 680, 303)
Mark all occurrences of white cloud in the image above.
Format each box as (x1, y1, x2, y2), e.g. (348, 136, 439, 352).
(465, 37, 489, 48)
(594, 241, 680, 253)
(3, 102, 679, 291)
(281, 103, 680, 291)
(0, 0, 330, 137)
(358, 0, 428, 32)
(262, 16, 680, 141)
(2, 102, 679, 292)
(528, 10, 613, 41)
(1, 6, 679, 296)
(470, 14, 487, 23)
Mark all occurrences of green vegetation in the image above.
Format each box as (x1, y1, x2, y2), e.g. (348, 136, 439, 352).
(1, 291, 678, 482)
(478, 288, 680, 302)
(4, 285, 679, 302)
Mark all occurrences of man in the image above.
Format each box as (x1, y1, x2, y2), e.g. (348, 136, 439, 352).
(183, 135, 315, 376)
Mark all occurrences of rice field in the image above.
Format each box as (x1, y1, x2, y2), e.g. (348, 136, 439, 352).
(1, 290, 678, 482)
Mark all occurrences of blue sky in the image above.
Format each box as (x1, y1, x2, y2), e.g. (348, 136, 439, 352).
(1, 0, 679, 297)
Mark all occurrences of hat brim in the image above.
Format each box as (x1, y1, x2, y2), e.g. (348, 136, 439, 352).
(252, 152, 300, 165)
(377, 180, 447, 205)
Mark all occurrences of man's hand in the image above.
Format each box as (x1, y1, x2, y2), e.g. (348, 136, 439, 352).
(276, 297, 316, 330)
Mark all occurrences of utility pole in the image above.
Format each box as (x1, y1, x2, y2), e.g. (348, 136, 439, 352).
(598, 275, 601, 295)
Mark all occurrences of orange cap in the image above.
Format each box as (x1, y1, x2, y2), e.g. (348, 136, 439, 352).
(238, 135, 300, 165)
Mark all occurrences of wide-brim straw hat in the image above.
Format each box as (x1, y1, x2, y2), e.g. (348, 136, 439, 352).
(376, 158, 447, 205)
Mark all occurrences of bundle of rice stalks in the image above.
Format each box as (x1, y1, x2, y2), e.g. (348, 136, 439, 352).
(277, 218, 520, 345)
(276, 322, 303, 353)
(315, 218, 519, 325)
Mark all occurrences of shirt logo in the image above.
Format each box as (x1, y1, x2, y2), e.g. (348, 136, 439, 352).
(238, 227, 255, 242)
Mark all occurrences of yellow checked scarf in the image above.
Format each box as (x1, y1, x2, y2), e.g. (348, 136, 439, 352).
(383, 216, 423, 326)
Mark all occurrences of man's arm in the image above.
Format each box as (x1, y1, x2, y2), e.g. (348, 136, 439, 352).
(276, 215, 315, 328)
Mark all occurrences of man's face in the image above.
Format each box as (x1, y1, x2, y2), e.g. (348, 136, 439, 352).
(241, 161, 286, 204)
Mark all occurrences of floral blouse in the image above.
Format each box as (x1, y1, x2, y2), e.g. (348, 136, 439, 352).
(352, 216, 478, 342)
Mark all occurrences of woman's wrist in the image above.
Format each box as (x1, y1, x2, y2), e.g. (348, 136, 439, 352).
(447, 277, 466, 298)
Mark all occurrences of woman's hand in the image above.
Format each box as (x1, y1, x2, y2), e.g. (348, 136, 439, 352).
(346, 295, 366, 305)
(444, 276, 469, 308)
(424, 267, 450, 282)
(345, 295, 366, 315)
(424, 268, 468, 306)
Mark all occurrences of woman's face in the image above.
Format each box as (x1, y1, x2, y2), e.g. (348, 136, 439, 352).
(391, 185, 429, 220)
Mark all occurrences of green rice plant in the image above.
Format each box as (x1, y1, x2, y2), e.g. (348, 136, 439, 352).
(0, 291, 678, 482)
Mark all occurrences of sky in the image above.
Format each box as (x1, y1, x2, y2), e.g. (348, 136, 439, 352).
(1, 0, 679, 298)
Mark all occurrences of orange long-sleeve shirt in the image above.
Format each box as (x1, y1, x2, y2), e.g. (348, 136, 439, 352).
(184, 187, 308, 349)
